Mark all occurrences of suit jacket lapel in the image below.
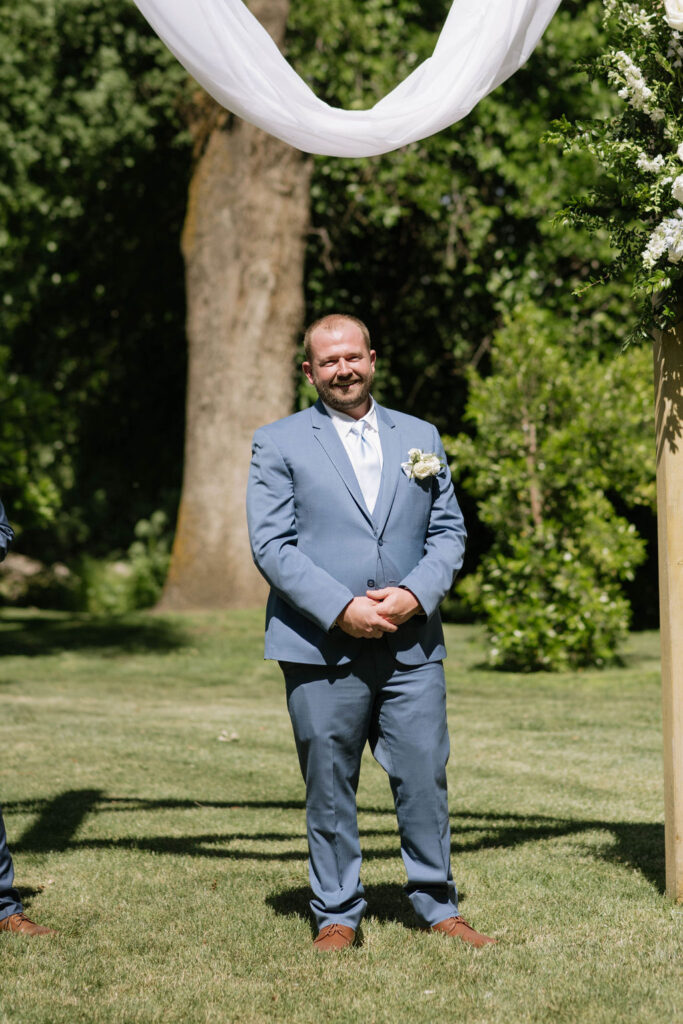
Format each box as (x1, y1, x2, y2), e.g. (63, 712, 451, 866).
(374, 404, 401, 536)
(310, 401, 374, 526)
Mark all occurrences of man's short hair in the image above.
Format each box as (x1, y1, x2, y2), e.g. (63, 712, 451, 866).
(303, 314, 372, 362)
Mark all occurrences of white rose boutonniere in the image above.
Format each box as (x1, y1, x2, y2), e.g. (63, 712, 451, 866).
(665, 0, 683, 31)
(401, 447, 443, 480)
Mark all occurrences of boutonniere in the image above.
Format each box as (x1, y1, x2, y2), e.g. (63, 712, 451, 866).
(401, 448, 444, 479)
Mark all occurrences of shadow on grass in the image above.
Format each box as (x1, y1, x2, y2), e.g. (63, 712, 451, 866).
(7, 791, 666, 902)
(16, 886, 48, 911)
(0, 613, 190, 657)
(449, 811, 666, 894)
(267, 882, 425, 933)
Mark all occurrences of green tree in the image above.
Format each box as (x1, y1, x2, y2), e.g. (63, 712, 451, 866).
(0, 0, 190, 554)
(0, 345, 67, 533)
(446, 304, 654, 670)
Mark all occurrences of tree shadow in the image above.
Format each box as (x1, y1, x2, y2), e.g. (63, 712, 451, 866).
(444, 811, 665, 894)
(654, 320, 683, 465)
(0, 613, 190, 657)
(5, 792, 665, 905)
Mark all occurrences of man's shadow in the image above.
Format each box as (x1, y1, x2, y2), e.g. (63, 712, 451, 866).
(267, 882, 430, 933)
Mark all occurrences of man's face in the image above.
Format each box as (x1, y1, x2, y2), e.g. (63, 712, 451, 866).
(303, 321, 376, 416)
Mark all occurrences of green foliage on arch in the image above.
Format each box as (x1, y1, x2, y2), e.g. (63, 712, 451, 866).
(546, 1, 683, 337)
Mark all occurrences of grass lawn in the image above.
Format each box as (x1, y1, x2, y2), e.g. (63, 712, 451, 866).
(0, 608, 680, 1024)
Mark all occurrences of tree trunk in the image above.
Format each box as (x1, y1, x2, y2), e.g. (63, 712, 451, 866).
(159, 0, 312, 610)
(653, 320, 683, 902)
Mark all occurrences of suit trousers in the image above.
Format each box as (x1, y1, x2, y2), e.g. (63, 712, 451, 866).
(0, 805, 23, 922)
(281, 641, 458, 931)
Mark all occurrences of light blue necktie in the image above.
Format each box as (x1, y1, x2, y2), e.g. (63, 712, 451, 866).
(349, 420, 381, 513)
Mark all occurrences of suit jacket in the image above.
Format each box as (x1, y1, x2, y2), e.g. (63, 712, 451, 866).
(246, 399, 466, 666)
(0, 500, 13, 564)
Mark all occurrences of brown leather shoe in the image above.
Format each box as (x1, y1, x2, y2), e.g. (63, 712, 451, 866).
(430, 916, 496, 948)
(313, 923, 355, 951)
(0, 912, 57, 936)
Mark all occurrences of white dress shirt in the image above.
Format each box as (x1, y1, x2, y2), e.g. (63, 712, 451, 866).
(322, 398, 383, 513)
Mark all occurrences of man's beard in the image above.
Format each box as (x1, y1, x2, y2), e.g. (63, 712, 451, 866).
(313, 372, 373, 413)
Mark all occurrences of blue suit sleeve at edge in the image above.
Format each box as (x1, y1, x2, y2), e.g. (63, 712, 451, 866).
(0, 499, 14, 564)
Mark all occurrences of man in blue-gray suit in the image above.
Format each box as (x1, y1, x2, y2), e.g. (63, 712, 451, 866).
(247, 314, 495, 951)
(0, 499, 55, 936)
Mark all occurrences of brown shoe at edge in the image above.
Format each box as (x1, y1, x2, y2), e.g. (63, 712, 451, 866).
(313, 923, 355, 951)
(0, 912, 57, 936)
(430, 916, 496, 948)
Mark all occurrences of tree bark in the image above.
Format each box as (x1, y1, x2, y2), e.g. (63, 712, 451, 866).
(159, 0, 312, 610)
(653, 320, 683, 902)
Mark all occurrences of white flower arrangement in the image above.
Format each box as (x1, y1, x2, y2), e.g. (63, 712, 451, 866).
(401, 448, 443, 480)
(548, 1, 683, 333)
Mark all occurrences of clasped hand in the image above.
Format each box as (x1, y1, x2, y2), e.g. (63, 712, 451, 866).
(336, 587, 422, 639)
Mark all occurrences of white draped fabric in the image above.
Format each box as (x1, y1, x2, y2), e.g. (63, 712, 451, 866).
(133, 0, 563, 158)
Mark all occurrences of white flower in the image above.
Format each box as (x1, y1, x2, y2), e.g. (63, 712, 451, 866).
(642, 211, 683, 268)
(636, 152, 665, 173)
(665, 0, 683, 32)
(610, 51, 664, 124)
(603, 0, 653, 34)
(667, 30, 683, 62)
(419, 456, 442, 478)
(673, 175, 683, 202)
(401, 448, 443, 480)
(677, 142, 683, 161)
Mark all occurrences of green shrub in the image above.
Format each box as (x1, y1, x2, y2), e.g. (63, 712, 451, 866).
(76, 511, 171, 615)
(125, 510, 172, 609)
(460, 528, 638, 671)
(76, 556, 136, 617)
(446, 304, 654, 670)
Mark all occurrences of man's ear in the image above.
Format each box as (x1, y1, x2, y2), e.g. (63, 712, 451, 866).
(302, 361, 314, 385)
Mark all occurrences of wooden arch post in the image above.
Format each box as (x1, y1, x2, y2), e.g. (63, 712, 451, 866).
(653, 319, 683, 902)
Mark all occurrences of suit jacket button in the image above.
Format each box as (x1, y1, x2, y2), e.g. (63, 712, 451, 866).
(367, 579, 375, 587)
(378, 538, 384, 546)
